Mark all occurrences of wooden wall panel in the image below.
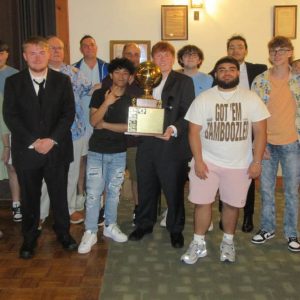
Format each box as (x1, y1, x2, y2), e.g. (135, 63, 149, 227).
(55, 0, 70, 64)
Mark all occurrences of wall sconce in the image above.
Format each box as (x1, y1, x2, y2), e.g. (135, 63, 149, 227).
(191, 0, 204, 20)
(191, 0, 204, 9)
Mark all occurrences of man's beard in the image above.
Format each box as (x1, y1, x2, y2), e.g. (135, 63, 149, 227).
(216, 77, 239, 89)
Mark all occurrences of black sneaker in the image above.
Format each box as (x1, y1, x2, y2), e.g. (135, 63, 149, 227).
(12, 204, 22, 222)
(288, 237, 300, 252)
(251, 229, 275, 244)
(98, 207, 105, 226)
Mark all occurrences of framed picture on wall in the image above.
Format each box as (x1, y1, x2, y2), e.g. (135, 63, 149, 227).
(274, 5, 297, 39)
(161, 5, 188, 40)
(109, 40, 151, 63)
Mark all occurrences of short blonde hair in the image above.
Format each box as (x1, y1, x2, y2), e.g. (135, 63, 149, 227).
(22, 36, 49, 52)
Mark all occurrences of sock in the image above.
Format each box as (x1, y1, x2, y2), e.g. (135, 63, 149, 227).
(223, 233, 234, 244)
(194, 233, 205, 244)
(12, 201, 21, 207)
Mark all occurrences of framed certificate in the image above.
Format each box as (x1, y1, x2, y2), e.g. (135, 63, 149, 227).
(274, 5, 297, 39)
(161, 5, 188, 40)
(109, 40, 151, 62)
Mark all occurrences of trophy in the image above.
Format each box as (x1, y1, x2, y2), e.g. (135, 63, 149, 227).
(127, 61, 164, 135)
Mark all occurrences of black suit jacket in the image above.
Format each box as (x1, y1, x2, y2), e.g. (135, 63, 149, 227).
(138, 70, 195, 161)
(245, 62, 267, 86)
(210, 61, 267, 87)
(3, 68, 75, 169)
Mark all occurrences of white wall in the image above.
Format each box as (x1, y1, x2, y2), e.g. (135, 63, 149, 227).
(68, 0, 300, 72)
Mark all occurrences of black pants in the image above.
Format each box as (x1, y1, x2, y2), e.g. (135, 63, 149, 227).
(219, 179, 255, 216)
(16, 163, 70, 242)
(136, 146, 188, 233)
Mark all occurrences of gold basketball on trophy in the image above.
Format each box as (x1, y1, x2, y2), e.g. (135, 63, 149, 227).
(126, 61, 165, 135)
(136, 61, 162, 99)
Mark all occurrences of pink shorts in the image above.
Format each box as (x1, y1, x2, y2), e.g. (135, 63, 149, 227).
(188, 160, 251, 208)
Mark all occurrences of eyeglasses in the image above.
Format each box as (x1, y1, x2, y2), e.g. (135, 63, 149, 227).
(269, 48, 291, 56)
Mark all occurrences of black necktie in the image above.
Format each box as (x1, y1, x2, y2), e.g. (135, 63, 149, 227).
(33, 79, 45, 106)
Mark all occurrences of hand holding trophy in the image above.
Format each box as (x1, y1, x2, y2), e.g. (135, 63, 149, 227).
(126, 61, 165, 135)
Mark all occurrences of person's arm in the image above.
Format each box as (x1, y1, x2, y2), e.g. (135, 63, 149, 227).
(173, 76, 195, 137)
(248, 119, 267, 179)
(158, 75, 195, 141)
(3, 77, 37, 147)
(35, 75, 75, 155)
(90, 89, 119, 127)
(49, 76, 75, 142)
(189, 122, 208, 179)
(95, 120, 127, 133)
(90, 89, 128, 133)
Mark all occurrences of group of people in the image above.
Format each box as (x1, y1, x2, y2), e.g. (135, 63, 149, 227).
(0, 33, 300, 263)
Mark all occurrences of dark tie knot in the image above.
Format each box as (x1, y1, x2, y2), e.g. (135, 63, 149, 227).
(33, 79, 45, 89)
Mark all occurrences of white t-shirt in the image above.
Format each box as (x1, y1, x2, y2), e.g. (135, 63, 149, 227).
(185, 86, 270, 169)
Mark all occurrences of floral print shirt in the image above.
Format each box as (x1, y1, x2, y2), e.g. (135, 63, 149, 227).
(59, 64, 92, 140)
(251, 70, 300, 141)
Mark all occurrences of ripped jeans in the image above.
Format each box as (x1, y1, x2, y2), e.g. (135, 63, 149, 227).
(260, 142, 300, 238)
(84, 151, 126, 232)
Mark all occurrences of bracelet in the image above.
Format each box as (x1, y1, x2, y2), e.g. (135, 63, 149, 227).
(252, 161, 261, 165)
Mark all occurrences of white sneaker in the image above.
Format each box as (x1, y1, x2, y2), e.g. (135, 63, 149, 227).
(288, 237, 300, 252)
(78, 230, 97, 254)
(103, 224, 128, 243)
(160, 209, 168, 227)
(220, 240, 235, 262)
(181, 240, 207, 264)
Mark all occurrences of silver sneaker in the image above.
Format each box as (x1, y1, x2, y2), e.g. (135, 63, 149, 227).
(181, 240, 207, 264)
(220, 240, 235, 263)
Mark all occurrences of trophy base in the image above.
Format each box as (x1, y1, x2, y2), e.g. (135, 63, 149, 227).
(125, 132, 163, 136)
(127, 106, 164, 136)
(136, 98, 158, 108)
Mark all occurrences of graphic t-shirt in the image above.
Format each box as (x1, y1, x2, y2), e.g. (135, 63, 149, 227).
(185, 86, 270, 168)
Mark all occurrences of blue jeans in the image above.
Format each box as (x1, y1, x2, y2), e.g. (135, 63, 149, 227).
(84, 151, 126, 232)
(260, 142, 300, 238)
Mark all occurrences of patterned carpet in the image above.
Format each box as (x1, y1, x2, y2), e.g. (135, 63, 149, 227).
(100, 182, 300, 300)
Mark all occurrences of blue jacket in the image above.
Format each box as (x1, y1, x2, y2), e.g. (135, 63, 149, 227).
(73, 58, 108, 82)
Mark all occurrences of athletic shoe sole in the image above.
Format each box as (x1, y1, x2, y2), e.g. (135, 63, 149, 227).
(251, 232, 275, 244)
(181, 250, 207, 265)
